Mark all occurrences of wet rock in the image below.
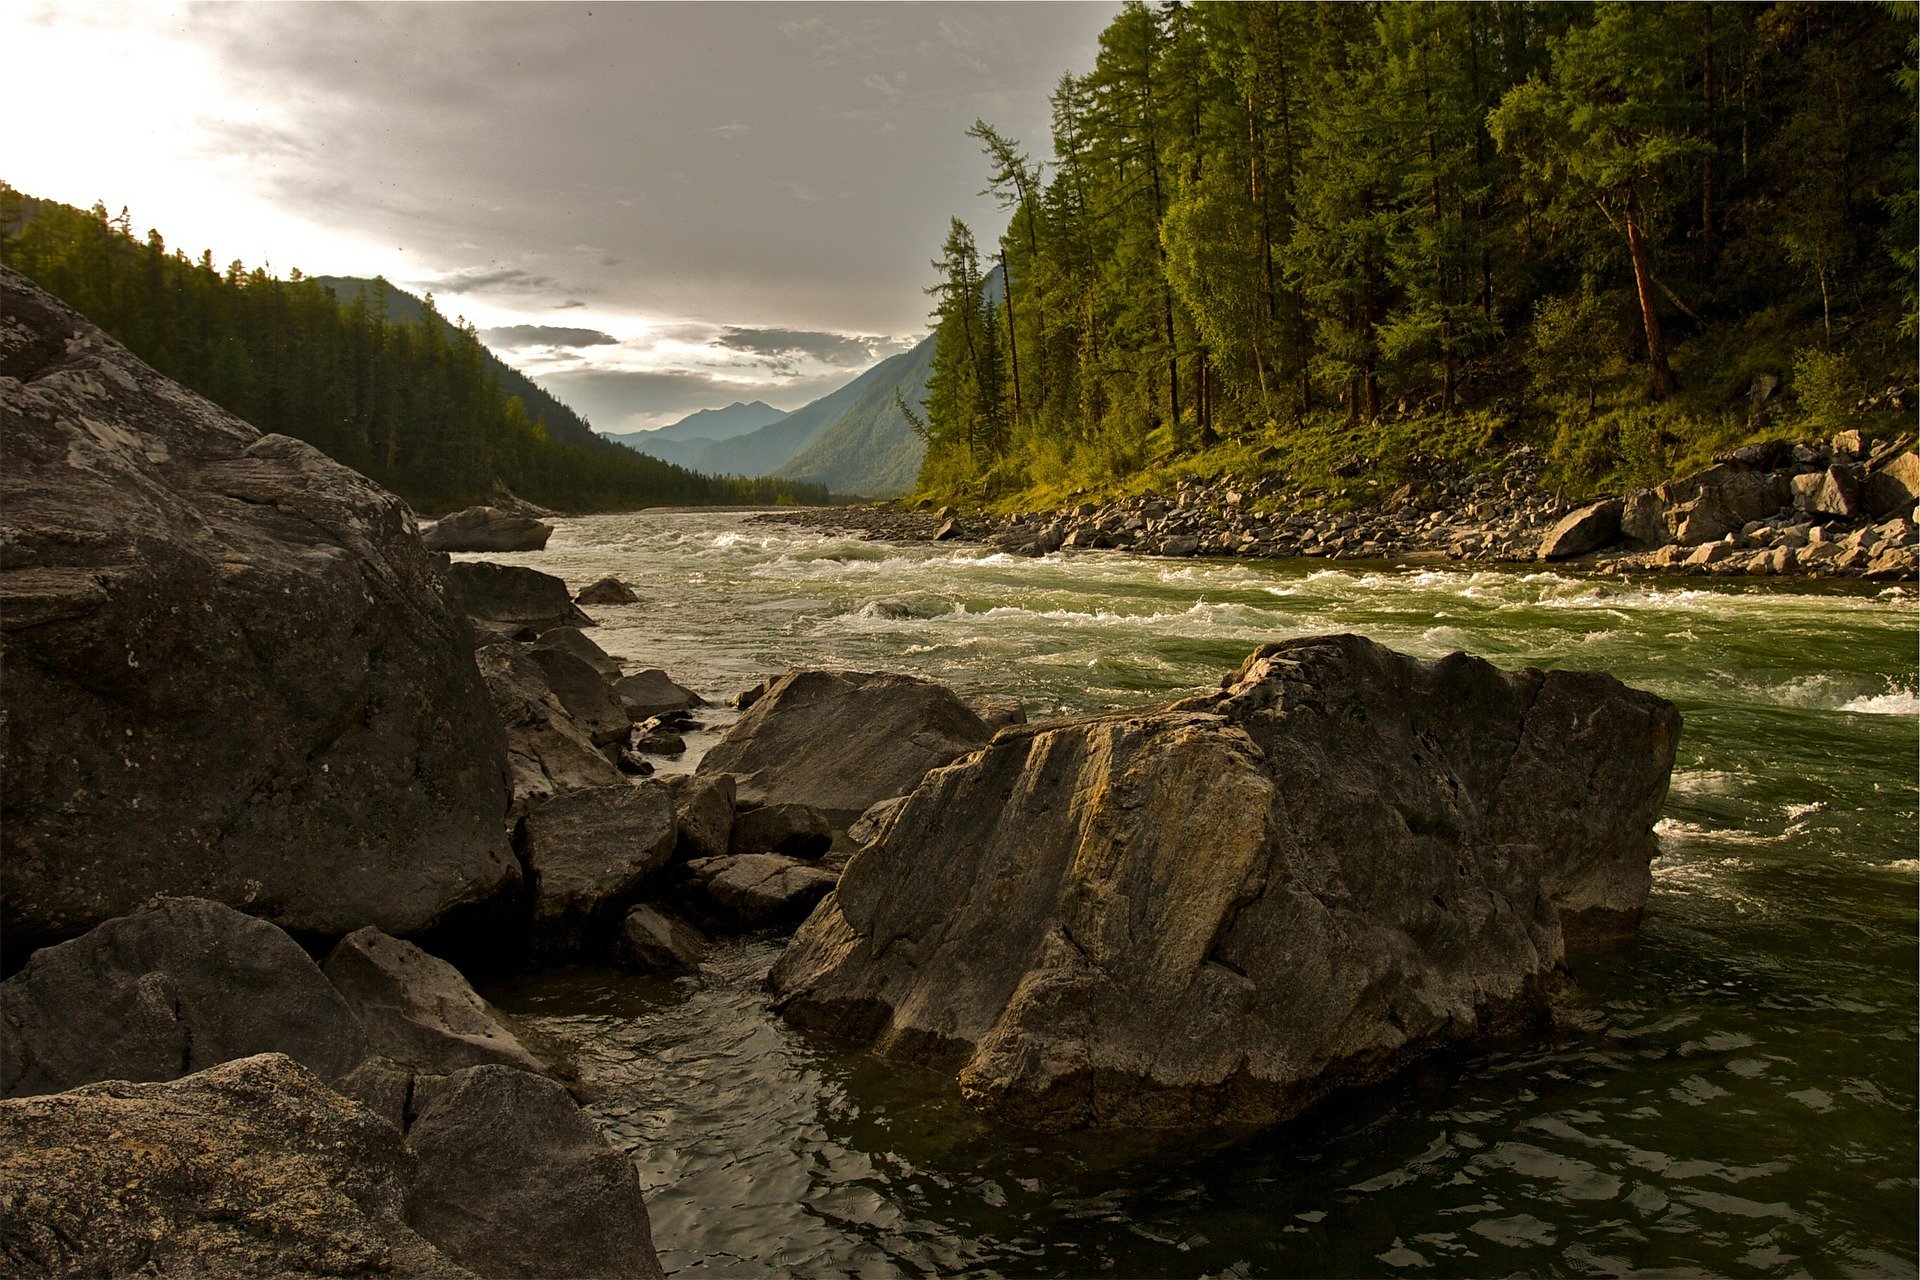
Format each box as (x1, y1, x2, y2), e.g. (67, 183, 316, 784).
(772, 634, 1678, 1134)
(1160, 534, 1201, 557)
(518, 783, 678, 959)
(697, 669, 992, 817)
(615, 904, 708, 971)
(575, 575, 639, 607)
(729, 802, 833, 858)
(422, 506, 553, 553)
(476, 643, 622, 816)
(1538, 498, 1623, 561)
(444, 560, 593, 633)
(533, 625, 624, 680)
(668, 772, 737, 860)
(615, 668, 704, 720)
(324, 928, 546, 1076)
(687, 855, 839, 930)
(630, 725, 688, 755)
(405, 1064, 664, 1280)
(0, 1054, 474, 1280)
(1, 897, 364, 1098)
(529, 644, 632, 746)
(0, 270, 517, 958)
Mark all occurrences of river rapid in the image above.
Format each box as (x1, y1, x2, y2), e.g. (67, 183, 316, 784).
(479, 508, 1917, 1278)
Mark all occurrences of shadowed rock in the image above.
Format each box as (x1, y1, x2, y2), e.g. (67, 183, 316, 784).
(1, 897, 364, 1098)
(771, 634, 1678, 1134)
(698, 669, 992, 817)
(405, 1064, 665, 1280)
(615, 904, 709, 971)
(533, 625, 624, 679)
(476, 642, 621, 815)
(519, 783, 678, 959)
(688, 854, 838, 929)
(0, 269, 517, 959)
(444, 560, 592, 633)
(422, 506, 553, 553)
(324, 928, 545, 1077)
(668, 772, 736, 860)
(1538, 498, 1623, 561)
(614, 668, 703, 720)
(728, 802, 832, 858)
(529, 645, 632, 745)
(575, 575, 639, 606)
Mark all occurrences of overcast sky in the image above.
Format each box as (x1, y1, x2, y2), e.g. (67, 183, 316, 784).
(2, 1, 1116, 431)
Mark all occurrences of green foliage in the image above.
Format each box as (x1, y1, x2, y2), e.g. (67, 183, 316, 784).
(0, 185, 826, 514)
(1791, 347, 1862, 435)
(918, 1, 1916, 507)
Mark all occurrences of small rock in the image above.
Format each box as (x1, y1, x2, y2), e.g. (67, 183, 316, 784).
(575, 575, 639, 607)
(630, 727, 688, 755)
(687, 854, 837, 929)
(614, 904, 708, 971)
(529, 646, 632, 746)
(532, 626, 623, 680)
(932, 518, 959, 541)
(615, 668, 704, 720)
(444, 561, 593, 633)
(519, 783, 679, 959)
(729, 802, 833, 858)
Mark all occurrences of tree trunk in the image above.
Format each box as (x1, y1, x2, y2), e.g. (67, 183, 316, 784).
(999, 248, 1024, 430)
(1622, 185, 1676, 399)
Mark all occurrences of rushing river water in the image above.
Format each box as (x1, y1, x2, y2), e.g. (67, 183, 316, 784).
(480, 508, 1917, 1278)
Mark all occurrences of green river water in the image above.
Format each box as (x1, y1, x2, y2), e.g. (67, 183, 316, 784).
(480, 509, 1917, 1278)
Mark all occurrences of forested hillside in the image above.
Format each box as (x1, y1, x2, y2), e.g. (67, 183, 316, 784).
(0, 187, 826, 514)
(921, 1, 1917, 506)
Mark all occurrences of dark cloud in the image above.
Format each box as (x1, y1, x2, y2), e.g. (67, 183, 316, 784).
(183, 3, 1117, 332)
(714, 327, 883, 367)
(481, 324, 618, 348)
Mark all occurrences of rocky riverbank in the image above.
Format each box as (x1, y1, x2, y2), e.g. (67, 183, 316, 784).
(757, 434, 1919, 583)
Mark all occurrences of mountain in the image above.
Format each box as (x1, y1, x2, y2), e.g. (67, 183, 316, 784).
(615, 336, 933, 493)
(647, 400, 787, 444)
(774, 334, 934, 497)
(308, 276, 601, 451)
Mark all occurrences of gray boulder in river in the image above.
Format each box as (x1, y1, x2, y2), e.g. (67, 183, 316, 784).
(771, 634, 1679, 1134)
(422, 504, 554, 552)
(0, 268, 518, 960)
(443, 559, 593, 633)
(698, 668, 993, 817)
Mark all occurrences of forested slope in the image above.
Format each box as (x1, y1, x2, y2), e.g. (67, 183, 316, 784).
(919, 1, 1917, 507)
(0, 187, 826, 514)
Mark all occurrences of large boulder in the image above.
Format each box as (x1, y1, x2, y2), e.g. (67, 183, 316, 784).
(1620, 488, 1670, 548)
(1658, 466, 1790, 545)
(323, 928, 546, 1077)
(476, 642, 622, 816)
(0, 1054, 477, 1278)
(422, 505, 553, 553)
(444, 560, 592, 633)
(771, 635, 1678, 1134)
(1866, 451, 1920, 517)
(528, 645, 632, 745)
(697, 669, 993, 817)
(1, 897, 364, 1098)
(533, 625, 624, 679)
(1537, 498, 1623, 561)
(0, 269, 518, 959)
(518, 783, 678, 959)
(405, 1064, 665, 1280)
(687, 854, 838, 930)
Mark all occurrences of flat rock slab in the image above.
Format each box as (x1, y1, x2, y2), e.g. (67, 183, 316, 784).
(0, 1053, 474, 1279)
(324, 928, 545, 1076)
(0, 269, 518, 959)
(697, 669, 992, 817)
(771, 634, 1678, 1134)
(519, 782, 678, 959)
(615, 668, 703, 720)
(688, 854, 838, 930)
(422, 506, 553, 553)
(1, 897, 364, 1098)
(406, 1064, 664, 1280)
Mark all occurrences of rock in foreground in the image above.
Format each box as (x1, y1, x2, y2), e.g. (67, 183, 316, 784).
(698, 669, 992, 816)
(0, 268, 517, 959)
(771, 634, 1678, 1133)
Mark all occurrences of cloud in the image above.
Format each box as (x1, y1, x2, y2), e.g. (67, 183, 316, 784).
(713, 326, 883, 367)
(481, 324, 618, 348)
(425, 266, 562, 295)
(536, 365, 858, 433)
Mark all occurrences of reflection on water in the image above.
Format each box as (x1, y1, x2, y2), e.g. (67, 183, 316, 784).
(479, 510, 1917, 1277)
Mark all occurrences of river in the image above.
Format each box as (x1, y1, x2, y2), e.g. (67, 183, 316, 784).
(477, 508, 1917, 1278)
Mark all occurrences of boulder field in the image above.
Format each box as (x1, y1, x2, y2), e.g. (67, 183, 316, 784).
(771, 633, 1678, 1134)
(0, 267, 518, 963)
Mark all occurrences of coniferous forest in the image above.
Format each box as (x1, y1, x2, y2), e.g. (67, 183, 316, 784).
(0, 186, 828, 514)
(920, 1, 1917, 505)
